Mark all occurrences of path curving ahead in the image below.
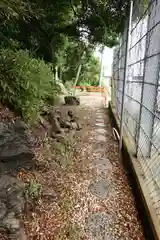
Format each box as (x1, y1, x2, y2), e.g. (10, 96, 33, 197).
(71, 94, 144, 240)
(24, 93, 144, 240)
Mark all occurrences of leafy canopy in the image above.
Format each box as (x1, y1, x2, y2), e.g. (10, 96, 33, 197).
(0, 0, 129, 122)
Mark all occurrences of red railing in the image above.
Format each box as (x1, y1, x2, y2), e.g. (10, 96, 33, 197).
(72, 85, 108, 102)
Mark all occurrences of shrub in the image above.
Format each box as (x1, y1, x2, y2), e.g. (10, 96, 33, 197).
(80, 79, 99, 87)
(0, 48, 58, 121)
(25, 181, 42, 200)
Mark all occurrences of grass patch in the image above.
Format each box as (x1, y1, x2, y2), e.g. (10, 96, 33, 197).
(53, 136, 76, 168)
(25, 180, 42, 200)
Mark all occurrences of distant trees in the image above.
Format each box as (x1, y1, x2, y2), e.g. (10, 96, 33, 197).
(0, 0, 129, 121)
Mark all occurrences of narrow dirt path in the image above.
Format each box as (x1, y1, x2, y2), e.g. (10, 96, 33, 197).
(24, 94, 144, 239)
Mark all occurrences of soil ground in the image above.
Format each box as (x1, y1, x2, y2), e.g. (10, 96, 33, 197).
(21, 93, 144, 239)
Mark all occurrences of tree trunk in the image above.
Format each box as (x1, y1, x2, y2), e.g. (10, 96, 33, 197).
(55, 66, 59, 82)
(73, 51, 85, 89)
(59, 67, 63, 81)
(74, 64, 82, 87)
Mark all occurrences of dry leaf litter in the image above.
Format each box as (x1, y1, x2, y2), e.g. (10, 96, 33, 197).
(18, 94, 144, 240)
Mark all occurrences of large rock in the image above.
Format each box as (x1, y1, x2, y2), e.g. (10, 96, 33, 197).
(0, 201, 7, 220)
(0, 175, 25, 215)
(39, 116, 52, 137)
(64, 96, 80, 105)
(2, 212, 20, 233)
(0, 175, 26, 240)
(2, 212, 27, 240)
(0, 120, 35, 172)
(50, 117, 64, 134)
(67, 110, 82, 130)
(70, 122, 78, 130)
(42, 188, 57, 200)
(59, 119, 72, 129)
(48, 110, 72, 133)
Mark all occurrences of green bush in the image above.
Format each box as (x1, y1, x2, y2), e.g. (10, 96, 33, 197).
(80, 79, 99, 87)
(0, 48, 58, 121)
(25, 181, 42, 200)
(80, 81, 91, 87)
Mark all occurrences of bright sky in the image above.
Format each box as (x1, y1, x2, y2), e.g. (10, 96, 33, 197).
(94, 47, 113, 76)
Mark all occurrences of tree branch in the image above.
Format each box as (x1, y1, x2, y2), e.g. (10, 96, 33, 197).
(70, 0, 78, 16)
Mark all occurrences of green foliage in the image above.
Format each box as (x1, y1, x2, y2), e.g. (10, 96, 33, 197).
(0, 0, 41, 25)
(53, 137, 75, 168)
(0, 0, 129, 64)
(79, 55, 100, 86)
(25, 181, 42, 200)
(0, 48, 57, 121)
(0, 0, 129, 119)
(63, 50, 100, 86)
